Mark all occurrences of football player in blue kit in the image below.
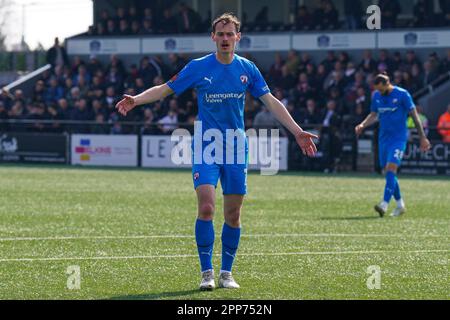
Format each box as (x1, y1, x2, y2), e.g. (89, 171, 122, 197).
(355, 73, 431, 217)
(116, 13, 318, 290)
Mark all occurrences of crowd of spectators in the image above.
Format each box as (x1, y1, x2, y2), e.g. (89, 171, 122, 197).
(1, 46, 449, 170)
(83, 0, 450, 37)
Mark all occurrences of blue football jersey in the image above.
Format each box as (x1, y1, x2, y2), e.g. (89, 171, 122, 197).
(167, 53, 270, 134)
(370, 86, 415, 142)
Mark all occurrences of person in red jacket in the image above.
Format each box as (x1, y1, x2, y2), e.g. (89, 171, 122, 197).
(437, 104, 450, 143)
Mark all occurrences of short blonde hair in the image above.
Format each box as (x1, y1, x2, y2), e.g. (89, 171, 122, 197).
(212, 13, 241, 33)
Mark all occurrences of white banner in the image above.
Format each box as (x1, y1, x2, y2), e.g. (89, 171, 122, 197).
(292, 32, 376, 50)
(141, 135, 288, 171)
(67, 30, 450, 55)
(142, 37, 216, 54)
(378, 31, 450, 49)
(237, 35, 291, 51)
(67, 39, 141, 55)
(141, 135, 191, 168)
(71, 134, 138, 166)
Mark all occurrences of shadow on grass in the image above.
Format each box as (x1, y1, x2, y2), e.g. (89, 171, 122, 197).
(109, 289, 201, 300)
(318, 216, 380, 221)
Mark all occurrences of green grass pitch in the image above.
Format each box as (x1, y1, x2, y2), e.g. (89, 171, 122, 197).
(0, 165, 448, 299)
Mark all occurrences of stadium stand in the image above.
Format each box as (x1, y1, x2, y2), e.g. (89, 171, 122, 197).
(80, 0, 449, 36)
(1, 0, 449, 172)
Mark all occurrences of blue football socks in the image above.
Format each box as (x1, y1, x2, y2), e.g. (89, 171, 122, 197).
(195, 219, 215, 272)
(383, 171, 397, 203)
(221, 223, 241, 273)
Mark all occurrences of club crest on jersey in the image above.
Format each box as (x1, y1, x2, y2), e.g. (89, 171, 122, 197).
(240, 75, 248, 84)
(193, 172, 199, 180)
(393, 98, 398, 104)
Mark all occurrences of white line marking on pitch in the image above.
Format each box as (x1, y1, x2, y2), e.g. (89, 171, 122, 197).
(0, 233, 447, 242)
(0, 249, 447, 263)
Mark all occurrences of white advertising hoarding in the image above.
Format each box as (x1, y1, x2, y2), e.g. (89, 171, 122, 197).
(237, 35, 291, 51)
(142, 37, 216, 53)
(292, 32, 376, 50)
(141, 135, 288, 171)
(71, 134, 138, 166)
(67, 38, 141, 55)
(378, 31, 450, 49)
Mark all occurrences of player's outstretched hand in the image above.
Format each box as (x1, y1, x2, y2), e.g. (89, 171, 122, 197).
(295, 131, 318, 157)
(420, 137, 431, 152)
(355, 124, 364, 137)
(116, 94, 136, 116)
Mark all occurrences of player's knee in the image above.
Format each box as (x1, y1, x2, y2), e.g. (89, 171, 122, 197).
(385, 164, 398, 174)
(225, 208, 241, 226)
(198, 203, 215, 219)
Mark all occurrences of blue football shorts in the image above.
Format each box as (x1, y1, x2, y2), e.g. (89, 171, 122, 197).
(378, 139, 407, 168)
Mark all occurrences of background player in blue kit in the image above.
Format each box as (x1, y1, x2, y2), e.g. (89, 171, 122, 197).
(115, 13, 318, 290)
(355, 73, 431, 217)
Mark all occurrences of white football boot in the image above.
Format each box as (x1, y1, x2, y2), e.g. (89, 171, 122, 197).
(218, 271, 240, 289)
(374, 201, 388, 217)
(391, 206, 406, 217)
(199, 270, 215, 291)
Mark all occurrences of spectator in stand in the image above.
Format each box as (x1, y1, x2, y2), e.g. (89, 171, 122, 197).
(141, 18, 155, 34)
(47, 103, 65, 133)
(322, 0, 339, 29)
(438, 0, 450, 27)
(44, 77, 64, 104)
(114, 7, 127, 27)
(141, 108, 158, 135)
(437, 104, 450, 143)
(343, 102, 366, 136)
(32, 80, 46, 103)
(320, 99, 342, 173)
(139, 56, 161, 88)
(412, 0, 434, 27)
(404, 50, 421, 73)
(295, 6, 313, 30)
(0, 101, 8, 131)
(91, 113, 110, 134)
(268, 53, 284, 87)
(98, 10, 110, 29)
(134, 78, 147, 95)
(285, 50, 300, 75)
(57, 98, 72, 121)
(46, 37, 69, 68)
(275, 64, 294, 91)
(301, 99, 322, 126)
(442, 50, 450, 73)
(423, 60, 439, 86)
(167, 53, 186, 76)
(253, 105, 279, 129)
(410, 63, 424, 92)
(321, 51, 337, 73)
(86, 55, 103, 77)
(142, 7, 154, 25)
(177, 2, 201, 33)
(254, 6, 269, 30)
(70, 98, 93, 133)
(130, 20, 140, 35)
(118, 19, 131, 35)
(379, 0, 401, 28)
(158, 101, 178, 134)
(106, 19, 117, 35)
(158, 8, 178, 34)
(26, 103, 49, 132)
(128, 5, 139, 22)
(377, 50, 395, 74)
(344, 0, 362, 29)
